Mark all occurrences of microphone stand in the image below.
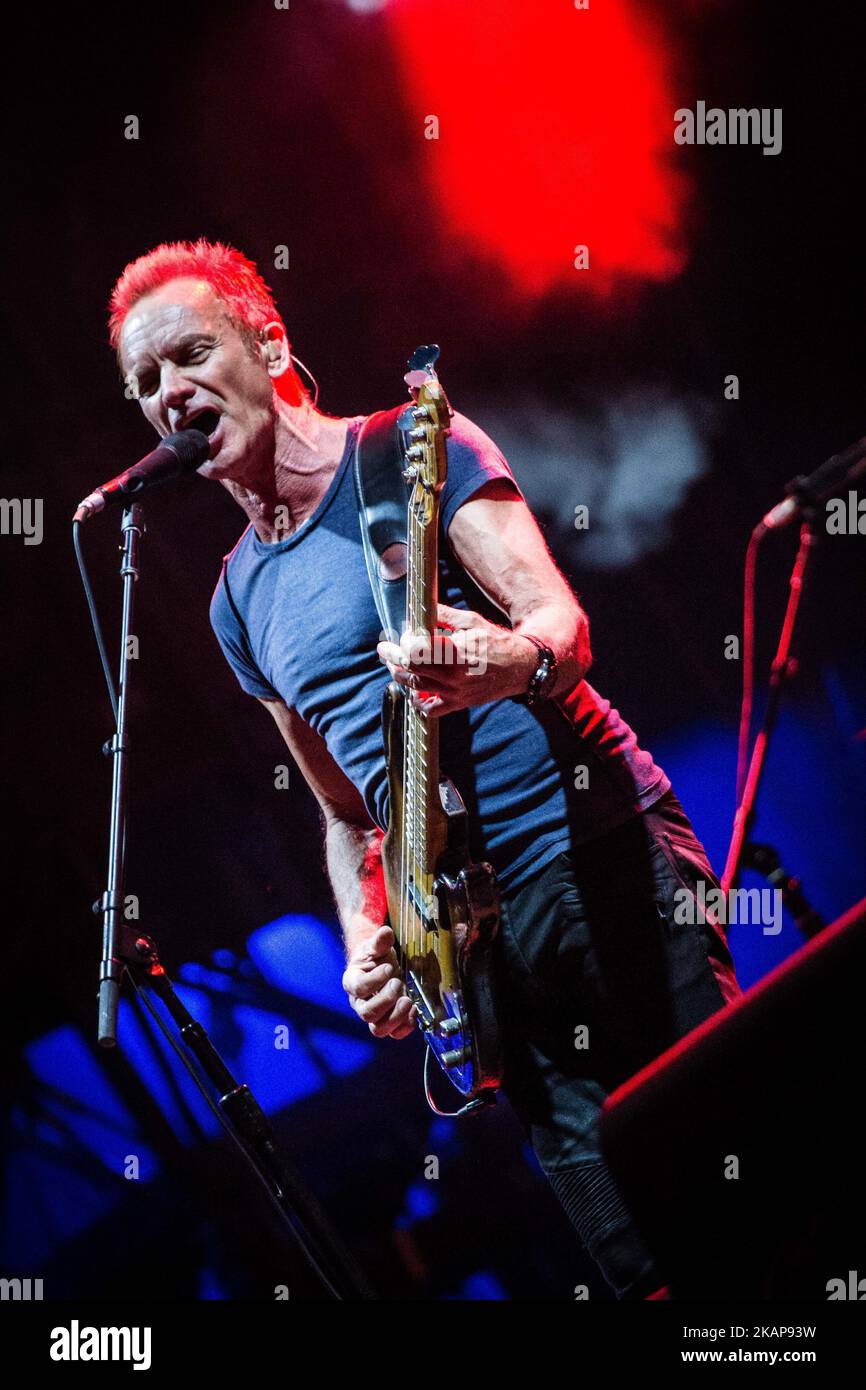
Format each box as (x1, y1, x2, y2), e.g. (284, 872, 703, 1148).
(721, 513, 825, 937)
(97, 504, 142, 1046)
(90, 504, 375, 1299)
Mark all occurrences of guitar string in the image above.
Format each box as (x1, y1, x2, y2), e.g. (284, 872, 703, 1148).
(399, 500, 412, 992)
(400, 630, 409, 990)
(411, 488, 424, 973)
(407, 497, 419, 971)
(403, 418, 444, 1028)
(411, 497, 428, 971)
(409, 507, 419, 970)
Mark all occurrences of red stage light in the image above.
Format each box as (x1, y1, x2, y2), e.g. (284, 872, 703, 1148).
(387, 0, 688, 297)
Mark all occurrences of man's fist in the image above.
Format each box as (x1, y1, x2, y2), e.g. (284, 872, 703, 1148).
(342, 924, 418, 1040)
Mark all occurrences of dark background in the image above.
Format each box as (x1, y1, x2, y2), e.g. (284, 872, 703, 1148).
(3, 0, 864, 1300)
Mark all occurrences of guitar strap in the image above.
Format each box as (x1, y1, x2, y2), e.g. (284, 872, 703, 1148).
(352, 405, 413, 645)
(220, 408, 412, 688)
(353, 408, 589, 736)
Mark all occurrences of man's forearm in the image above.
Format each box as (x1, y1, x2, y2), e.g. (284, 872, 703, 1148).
(324, 814, 388, 959)
(512, 598, 592, 698)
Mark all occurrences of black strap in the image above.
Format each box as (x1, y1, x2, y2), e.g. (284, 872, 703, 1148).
(352, 405, 412, 644)
(220, 409, 412, 690)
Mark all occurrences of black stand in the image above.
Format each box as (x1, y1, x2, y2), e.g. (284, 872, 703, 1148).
(118, 926, 375, 1299)
(97, 504, 142, 1047)
(721, 516, 825, 937)
(738, 842, 825, 939)
(90, 504, 374, 1299)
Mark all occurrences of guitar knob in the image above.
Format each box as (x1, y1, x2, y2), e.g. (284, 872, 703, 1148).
(438, 1017, 461, 1036)
(441, 1048, 467, 1069)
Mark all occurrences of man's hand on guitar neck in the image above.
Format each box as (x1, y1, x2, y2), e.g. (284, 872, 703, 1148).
(377, 603, 538, 714)
(376, 598, 587, 716)
(376, 478, 591, 715)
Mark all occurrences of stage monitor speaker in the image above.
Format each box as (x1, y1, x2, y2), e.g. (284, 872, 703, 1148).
(600, 897, 866, 1300)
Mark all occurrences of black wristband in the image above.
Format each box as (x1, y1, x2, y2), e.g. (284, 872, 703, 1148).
(521, 635, 558, 706)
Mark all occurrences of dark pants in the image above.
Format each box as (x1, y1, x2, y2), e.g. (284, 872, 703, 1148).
(495, 789, 742, 1299)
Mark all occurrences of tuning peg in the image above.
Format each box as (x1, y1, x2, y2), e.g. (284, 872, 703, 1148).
(406, 343, 440, 372)
(404, 343, 441, 390)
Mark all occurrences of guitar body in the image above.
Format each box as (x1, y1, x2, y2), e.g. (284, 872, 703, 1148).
(381, 679, 503, 1102)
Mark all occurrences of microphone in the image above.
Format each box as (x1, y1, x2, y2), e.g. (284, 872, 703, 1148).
(760, 435, 866, 531)
(73, 429, 212, 523)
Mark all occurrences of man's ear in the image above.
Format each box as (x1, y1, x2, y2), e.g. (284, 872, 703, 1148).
(259, 321, 292, 378)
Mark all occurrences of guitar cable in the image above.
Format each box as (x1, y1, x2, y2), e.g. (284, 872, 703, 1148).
(422, 1046, 494, 1119)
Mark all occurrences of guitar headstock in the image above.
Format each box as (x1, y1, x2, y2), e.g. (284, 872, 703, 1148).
(398, 344, 452, 514)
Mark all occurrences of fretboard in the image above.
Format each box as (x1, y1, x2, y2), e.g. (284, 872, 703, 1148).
(401, 480, 440, 911)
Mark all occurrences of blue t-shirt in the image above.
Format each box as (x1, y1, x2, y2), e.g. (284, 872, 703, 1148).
(209, 410, 669, 895)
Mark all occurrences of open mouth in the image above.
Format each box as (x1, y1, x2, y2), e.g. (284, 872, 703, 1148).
(183, 408, 221, 437)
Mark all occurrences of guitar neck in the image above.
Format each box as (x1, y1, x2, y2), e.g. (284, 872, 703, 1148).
(403, 463, 442, 881)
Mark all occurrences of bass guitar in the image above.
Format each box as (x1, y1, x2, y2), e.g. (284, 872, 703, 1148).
(380, 345, 503, 1113)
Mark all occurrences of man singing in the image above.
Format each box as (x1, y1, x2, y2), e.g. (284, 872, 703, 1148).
(109, 238, 741, 1300)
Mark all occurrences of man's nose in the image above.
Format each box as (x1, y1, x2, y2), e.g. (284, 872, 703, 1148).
(161, 368, 195, 423)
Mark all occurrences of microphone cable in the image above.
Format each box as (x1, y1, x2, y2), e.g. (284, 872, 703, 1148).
(73, 519, 119, 720)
